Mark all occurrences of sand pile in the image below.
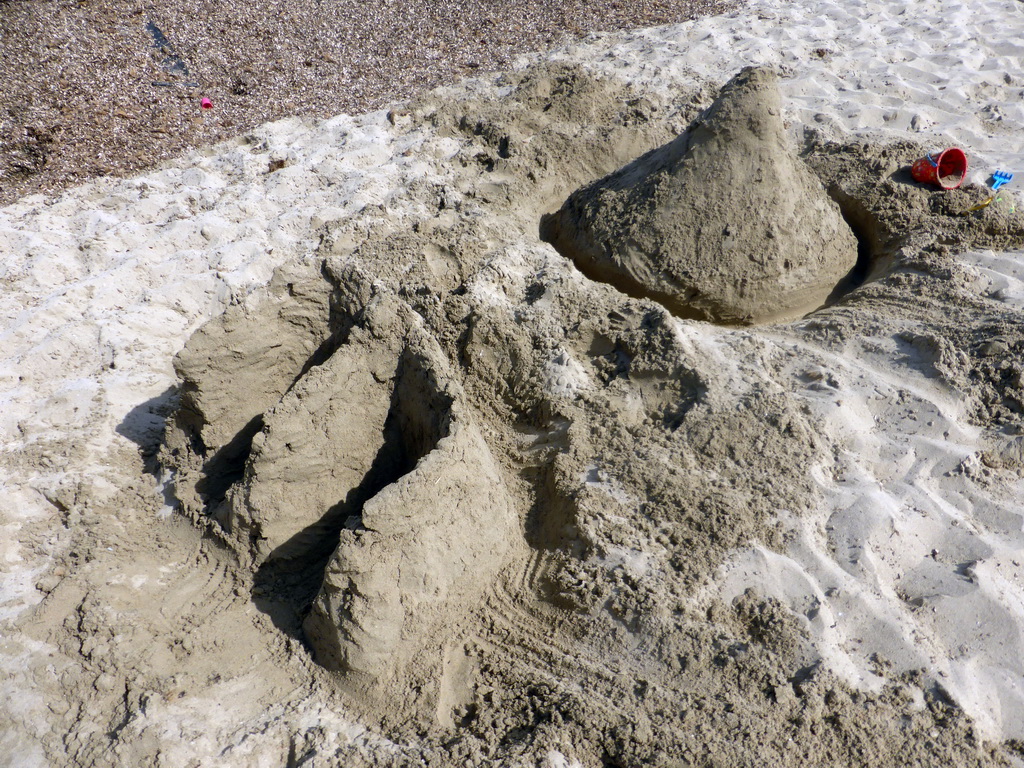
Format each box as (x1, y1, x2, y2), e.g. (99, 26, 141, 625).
(541, 66, 858, 323)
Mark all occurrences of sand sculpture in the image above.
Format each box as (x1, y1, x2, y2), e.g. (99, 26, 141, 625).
(164, 262, 520, 704)
(299, 294, 519, 690)
(542, 66, 859, 323)
(142, 62, 1024, 761)
(14, 44, 1024, 765)
(152, 59, 1024, 753)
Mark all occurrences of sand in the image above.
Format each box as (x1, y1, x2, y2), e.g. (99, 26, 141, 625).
(0, 0, 734, 208)
(540, 66, 859, 323)
(4, 0, 1024, 766)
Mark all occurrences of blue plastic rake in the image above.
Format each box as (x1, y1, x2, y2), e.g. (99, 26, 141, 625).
(992, 170, 1014, 190)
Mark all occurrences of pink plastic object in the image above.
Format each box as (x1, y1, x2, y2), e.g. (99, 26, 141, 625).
(200, 97, 213, 110)
(911, 148, 967, 189)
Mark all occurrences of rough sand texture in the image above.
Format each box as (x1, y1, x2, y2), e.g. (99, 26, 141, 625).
(0, 0, 734, 208)
(541, 66, 859, 323)
(5, 0, 1024, 765)
(151, 62, 1024, 764)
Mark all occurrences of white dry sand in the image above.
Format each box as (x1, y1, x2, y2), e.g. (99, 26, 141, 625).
(3, 0, 1024, 765)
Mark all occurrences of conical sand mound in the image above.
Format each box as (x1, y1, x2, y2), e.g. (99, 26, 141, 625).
(541, 66, 859, 324)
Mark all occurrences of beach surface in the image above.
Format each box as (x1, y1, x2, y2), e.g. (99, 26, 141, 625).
(3, 0, 1024, 766)
(0, 0, 732, 208)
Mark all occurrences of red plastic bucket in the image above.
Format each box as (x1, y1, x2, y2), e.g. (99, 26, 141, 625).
(911, 148, 967, 190)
